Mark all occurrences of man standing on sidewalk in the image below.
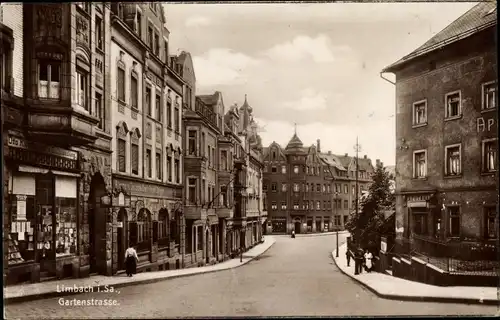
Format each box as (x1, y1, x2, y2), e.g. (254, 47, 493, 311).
(346, 249, 351, 267)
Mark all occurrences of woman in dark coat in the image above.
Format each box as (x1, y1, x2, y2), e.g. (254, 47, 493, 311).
(125, 245, 139, 277)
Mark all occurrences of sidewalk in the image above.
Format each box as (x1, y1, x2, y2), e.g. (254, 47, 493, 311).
(332, 243, 498, 306)
(273, 230, 349, 238)
(5, 236, 276, 304)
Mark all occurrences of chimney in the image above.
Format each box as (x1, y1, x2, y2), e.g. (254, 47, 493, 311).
(345, 153, 348, 157)
(317, 139, 321, 153)
(364, 155, 367, 159)
(328, 151, 331, 155)
(381, 162, 384, 168)
(376, 159, 380, 167)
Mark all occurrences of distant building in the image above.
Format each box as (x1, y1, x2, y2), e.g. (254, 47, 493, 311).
(263, 133, 375, 234)
(381, 2, 497, 283)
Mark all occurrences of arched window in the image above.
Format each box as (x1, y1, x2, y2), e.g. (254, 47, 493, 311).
(131, 209, 151, 252)
(158, 209, 169, 248)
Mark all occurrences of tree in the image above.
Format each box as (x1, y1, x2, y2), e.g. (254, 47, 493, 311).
(345, 164, 395, 252)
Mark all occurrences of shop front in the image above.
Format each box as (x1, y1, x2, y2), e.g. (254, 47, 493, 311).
(5, 135, 82, 284)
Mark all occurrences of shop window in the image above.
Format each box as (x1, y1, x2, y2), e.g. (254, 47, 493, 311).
(38, 59, 60, 99)
(448, 206, 460, 238)
(485, 206, 498, 239)
(135, 209, 151, 252)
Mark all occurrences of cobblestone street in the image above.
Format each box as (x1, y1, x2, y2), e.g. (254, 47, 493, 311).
(5, 234, 497, 318)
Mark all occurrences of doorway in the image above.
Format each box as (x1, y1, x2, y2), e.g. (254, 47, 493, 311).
(88, 173, 106, 275)
(294, 221, 301, 234)
(206, 229, 210, 264)
(116, 208, 127, 271)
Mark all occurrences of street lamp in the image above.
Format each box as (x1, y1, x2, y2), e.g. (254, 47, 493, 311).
(335, 191, 339, 258)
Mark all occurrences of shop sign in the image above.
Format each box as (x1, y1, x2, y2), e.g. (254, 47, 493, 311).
(8, 136, 78, 160)
(477, 117, 496, 133)
(112, 192, 130, 207)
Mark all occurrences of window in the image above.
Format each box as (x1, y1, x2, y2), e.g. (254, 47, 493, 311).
(281, 202, 287, 210)
(147, 26, 153, 48)
(294, 165, 299, 174)
(221, 150, 228, 171)
(201, 133, 206, 157)
(95, 92, 104, 130)
(117, 139, 126, 172)
(166, 154, 172, 181)
(38, 59, 61, 99)
(413, 100, 427, 126)
(95, 16, 103, 50)
(174, 106, 180, 132)
(316, 201, 321, 210)
(485, 207, 498, 239)
(411, 207, 428, 235)
(483, 139, 498, 172)
(271, 202, 277, 210)
(482, 82, 497, 111)
(271, 166, 277, 173)
(445, 145, 461, 176)
(281, 165, 286, 174)
(156, 152, 162, 180)
(164, 40, 169, 63)
(352, 186, 355, 195)
(316, 184, 321, 192)
(413, 150, 427, 178)
(1, 50, 9, 91)
(188, 178, 196, 204)
(146, 149, 152, 178)
(154, 33, 159, 55)
(136, 11, 142, 35)
(294, 201, 299, 210)
(188, 130, 196, 155)
(155, 94, 161, 121)
(281, 183, 287, 192)
(131, 75, 138, 109)
(327, 185, 331, 193)
(334, 216, 341, 226)
(167, 100, 172, 127)
(271, 183, 277, 192)
(344, 184, 348, 194)
(76, 69, 89, 111)
(305, 201, 309, 210)
(344, 200, 348, 209)
(294, 183, 299, 192)
(131, 143, 139, 175)
(145, 87, 151, 116)
(174, 159, 180, 184)
(445, 91, 461, 118)
(322, 184, 326, 193)
(263, 184, 268, 192)
(448, 206, 460, 237)
(305, 184, 309, 192)
(117, 67, 125, 102)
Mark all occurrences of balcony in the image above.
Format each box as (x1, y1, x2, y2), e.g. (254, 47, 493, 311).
(195, 99, 217, 129)
(26, 103, 99, 146)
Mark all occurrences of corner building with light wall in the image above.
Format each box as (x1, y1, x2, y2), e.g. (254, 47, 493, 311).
(109, 3, 185, 273)
(2, 3, 115, 284)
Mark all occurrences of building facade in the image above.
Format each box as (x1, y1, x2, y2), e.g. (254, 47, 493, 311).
(382, 3, 498, 278)
(3, 3, 114, 284)
(263, 133, 375, 234)
(109, 3, 184, 273)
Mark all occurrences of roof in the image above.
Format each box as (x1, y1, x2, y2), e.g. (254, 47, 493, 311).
(285, 133, 305, 153)
(382, 2, 497, 72)
(197, 92, 220, 106)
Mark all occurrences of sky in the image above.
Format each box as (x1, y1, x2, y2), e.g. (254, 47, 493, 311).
(163, 2, 478, 166)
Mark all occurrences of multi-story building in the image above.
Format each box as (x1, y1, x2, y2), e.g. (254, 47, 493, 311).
(181, 90, 225, 266)
(263, 133, 374, 234)
(109, 3, 184, 273)
(381, 2, 497, 284)
(2, 3, 114, 284)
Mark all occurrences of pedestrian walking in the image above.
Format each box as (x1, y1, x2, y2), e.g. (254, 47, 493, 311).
(125, 245, 139, 277)
(354, 248, 363, 275)
(291, 230, 295, 238)
(364, 249, 373, 273)
(346, 249, 351, 267)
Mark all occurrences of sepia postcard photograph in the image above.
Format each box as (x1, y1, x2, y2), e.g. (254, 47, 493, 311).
(1, 1, 498, 318)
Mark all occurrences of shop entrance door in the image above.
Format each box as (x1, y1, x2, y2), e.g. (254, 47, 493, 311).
(36, 174, 57, 279)
(116, 208, 127, 271)
(89, 173, 106, 275)
(294, 221, 301, 234)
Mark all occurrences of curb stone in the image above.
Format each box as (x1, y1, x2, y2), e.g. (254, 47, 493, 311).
(330, 250, 498, 306)
(5, 238, 276, 305)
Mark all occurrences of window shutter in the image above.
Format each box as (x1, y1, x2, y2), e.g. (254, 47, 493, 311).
(152, 221, 159, 243)
(129, 222, 138, 246)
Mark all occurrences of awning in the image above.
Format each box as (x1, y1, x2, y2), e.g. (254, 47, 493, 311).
(19, 164, 49, 174)
(52, 170, 81, 177)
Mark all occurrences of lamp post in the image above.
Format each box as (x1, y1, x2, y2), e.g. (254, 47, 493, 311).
(353, 137, 362, 247)
(335, 191, 339, 257)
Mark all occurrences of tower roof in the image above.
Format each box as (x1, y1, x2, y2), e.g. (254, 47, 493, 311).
(285, 131, 305, 153)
